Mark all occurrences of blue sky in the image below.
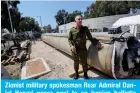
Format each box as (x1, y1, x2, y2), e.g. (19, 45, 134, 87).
(18, 1, 94, 28)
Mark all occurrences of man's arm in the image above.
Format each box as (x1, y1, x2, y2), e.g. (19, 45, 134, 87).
(68, 30, 76, 52)
(85, 27, 99, 45)
(68, 30, 73, 47)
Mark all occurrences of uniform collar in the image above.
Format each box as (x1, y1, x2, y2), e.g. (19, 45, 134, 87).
(74, 25, 83, 30)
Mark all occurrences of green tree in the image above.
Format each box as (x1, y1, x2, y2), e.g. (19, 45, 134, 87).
(1, 1, 21, 32)
(84, 1, 140, 19)
(43, 24, 52, 33)
(55, 9, 82, 25)
(43, 25, 48, 32)
(55, 25, 59, 33)
(54, 9, 68, 26)
(67, 10, 83, 23)
(19, 17, 41, 32)
(51, 25, 59, 33)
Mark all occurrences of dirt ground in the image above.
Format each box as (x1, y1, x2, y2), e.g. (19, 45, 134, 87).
(3, 40, 111, 79)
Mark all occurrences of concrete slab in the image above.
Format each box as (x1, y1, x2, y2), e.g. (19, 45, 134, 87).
(21, 58, 51, 79)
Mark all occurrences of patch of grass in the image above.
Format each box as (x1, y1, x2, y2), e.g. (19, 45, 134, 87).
(12, 75, 20, 80)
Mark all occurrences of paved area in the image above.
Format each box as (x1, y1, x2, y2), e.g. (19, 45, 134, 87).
(30, 41, 111, 79)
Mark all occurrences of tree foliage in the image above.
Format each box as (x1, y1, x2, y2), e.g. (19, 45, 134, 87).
(55, 25, 59, 33)
(43, 24, 52, 33)
(19, 17, 41, 32)
(54, 9, 82, 26)
(54, 9, 68, 26)
(84, 1, 140, 19)
(67, 10, 83, 23)
(1, 1, 21, 32)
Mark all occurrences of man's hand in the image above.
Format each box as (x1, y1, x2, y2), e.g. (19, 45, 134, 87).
(96, 42, 103, 51)
(71, 46, 76, 52)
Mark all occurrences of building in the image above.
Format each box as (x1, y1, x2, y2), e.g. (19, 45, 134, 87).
(59, 13, 140, 33)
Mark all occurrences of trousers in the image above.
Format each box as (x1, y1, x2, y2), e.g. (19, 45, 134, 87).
(72, 48, 88, 72)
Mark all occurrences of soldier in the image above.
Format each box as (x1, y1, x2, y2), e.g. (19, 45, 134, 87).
(68, 15, 103, 79)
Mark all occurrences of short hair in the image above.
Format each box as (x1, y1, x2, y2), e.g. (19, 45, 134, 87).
(75, 15, 82, 21)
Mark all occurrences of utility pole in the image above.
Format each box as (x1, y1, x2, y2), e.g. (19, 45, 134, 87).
(37, 16, 43, 31)
(6, 1, 15, 46)
(6, 1, 13, 33)
(64, 17, 66, 33)
(63, 12, 68, 33)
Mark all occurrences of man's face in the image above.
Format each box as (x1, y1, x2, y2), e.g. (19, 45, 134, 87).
(75, 16, 82, 26)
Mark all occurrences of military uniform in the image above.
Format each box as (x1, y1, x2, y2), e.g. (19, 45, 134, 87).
(68, 25, 99, 78)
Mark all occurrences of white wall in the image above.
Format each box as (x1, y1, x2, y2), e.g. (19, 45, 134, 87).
(59, 14, 139, 33)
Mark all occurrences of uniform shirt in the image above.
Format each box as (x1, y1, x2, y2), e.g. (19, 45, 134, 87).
(68, 25, 99, 49)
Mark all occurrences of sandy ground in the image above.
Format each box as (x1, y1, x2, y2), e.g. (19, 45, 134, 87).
(29, 41, 111, 79)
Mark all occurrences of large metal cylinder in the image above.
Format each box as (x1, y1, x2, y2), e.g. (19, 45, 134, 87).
(41, 33, 140, 79)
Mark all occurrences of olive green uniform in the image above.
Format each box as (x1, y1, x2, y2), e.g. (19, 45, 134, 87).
(68, 26, 99, 73)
